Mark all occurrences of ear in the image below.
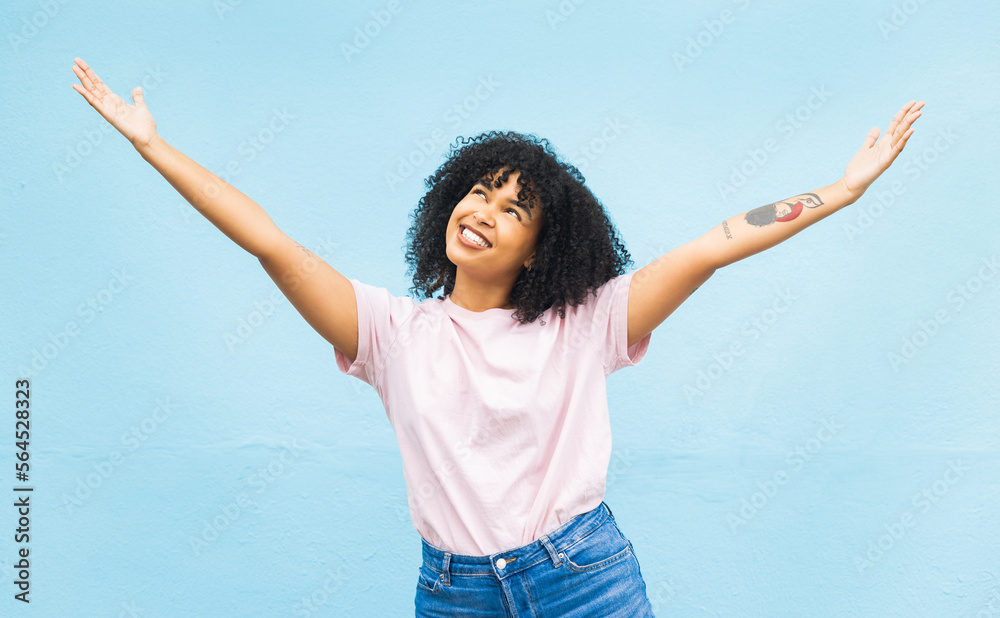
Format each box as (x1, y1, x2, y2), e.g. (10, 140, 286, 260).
(524, 253, 535, 270)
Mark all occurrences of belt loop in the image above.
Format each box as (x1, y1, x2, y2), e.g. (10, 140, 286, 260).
(539, 535, 561, 567)
(441, 552, 451, 586)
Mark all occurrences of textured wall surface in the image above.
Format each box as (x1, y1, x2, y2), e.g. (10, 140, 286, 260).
(2, 0, 998, 615)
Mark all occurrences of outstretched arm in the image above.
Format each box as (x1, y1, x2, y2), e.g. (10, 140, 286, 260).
(627, 100, 924, 348)
(71, 57, 282, 256)
(72, 57, 360, 360)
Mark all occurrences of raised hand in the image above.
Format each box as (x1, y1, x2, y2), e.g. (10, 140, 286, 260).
(843, 100, 924, 197)
(71, 57, 157, 149)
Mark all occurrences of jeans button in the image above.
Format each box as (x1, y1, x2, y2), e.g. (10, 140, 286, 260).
(496, 558, 507, 569)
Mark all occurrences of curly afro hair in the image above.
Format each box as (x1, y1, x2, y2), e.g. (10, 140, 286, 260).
(403, 130, 633, 325)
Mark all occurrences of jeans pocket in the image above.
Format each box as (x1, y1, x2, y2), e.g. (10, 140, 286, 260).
(559, 521, 633, 574)
(416, 562, 443, 594)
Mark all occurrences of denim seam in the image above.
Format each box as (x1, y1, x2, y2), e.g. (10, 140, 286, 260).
(562, 544, 632, 574)
(416, 564, 441, 594)
(524, 572, 541, 616)
(539, 535, 561, 567)
(441, 552, 451, 587)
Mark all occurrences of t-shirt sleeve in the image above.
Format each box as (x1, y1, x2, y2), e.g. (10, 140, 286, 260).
(334, 278, 417, 390)
(567, 271, 652, 376)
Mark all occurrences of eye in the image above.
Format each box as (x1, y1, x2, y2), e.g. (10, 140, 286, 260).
(473, 188, 488, 199)
(505, 208, 521, 220)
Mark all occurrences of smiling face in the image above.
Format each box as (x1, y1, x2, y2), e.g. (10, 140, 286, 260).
(445, 167, 544, 288)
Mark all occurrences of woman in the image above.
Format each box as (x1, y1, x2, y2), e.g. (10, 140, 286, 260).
(71, 56, 923, 616)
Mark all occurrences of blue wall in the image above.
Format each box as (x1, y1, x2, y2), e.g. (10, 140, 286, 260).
(2, 0, 998, 615)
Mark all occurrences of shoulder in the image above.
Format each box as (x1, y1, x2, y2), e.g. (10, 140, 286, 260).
(348, 278, 435, 323)
(560, 272, 634, 319)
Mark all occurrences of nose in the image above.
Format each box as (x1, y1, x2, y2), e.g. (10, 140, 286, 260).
(473, 209, 494, 227)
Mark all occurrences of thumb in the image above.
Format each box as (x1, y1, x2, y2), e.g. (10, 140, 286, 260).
(131, 86, 145, 107)
(861, 127, 880, 149)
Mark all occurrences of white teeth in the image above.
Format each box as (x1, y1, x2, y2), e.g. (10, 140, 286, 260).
(462, 227, 490, 247)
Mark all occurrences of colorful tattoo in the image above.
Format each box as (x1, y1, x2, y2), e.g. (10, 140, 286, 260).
(744, 193, 824, 227)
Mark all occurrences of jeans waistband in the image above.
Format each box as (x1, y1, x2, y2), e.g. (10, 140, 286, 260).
(420, 502, 613, 582)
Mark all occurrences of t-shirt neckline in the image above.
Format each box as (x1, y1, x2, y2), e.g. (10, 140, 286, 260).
(442, 296, 516, 319)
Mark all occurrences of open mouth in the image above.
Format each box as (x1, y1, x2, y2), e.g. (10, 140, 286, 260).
(460, 225, 492, 248)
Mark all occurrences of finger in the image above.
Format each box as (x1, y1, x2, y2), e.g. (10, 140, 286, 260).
(897, 110, 922, 141)
(76, 57, 111, 98)
(892, 106, 923, 146)
(885, 100, 916, 138)
(72, 59, 96, 91)
(882, 127, 915, 169)
(72, 77, 104, 113)
(132, 86, 145, 107)
(72, 64, 99, 96)
(71, 82, 93, 103)
(892, 127, 915, 152)
(861, 127, 880, 150)
(903, 101, 924, 127)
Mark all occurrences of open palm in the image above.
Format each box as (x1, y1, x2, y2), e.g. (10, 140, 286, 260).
(843, 100, 924, 196)
(72, 57, 157, 149)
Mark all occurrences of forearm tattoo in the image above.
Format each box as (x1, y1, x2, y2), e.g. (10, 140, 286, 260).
(722, 220, 733, 240)
(744, 193, 824, 227)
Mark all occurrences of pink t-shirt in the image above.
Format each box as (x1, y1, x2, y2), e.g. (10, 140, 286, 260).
(334, 271, 651, 555)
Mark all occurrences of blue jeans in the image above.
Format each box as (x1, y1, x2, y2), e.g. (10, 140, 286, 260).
(414, 502, 655, 617)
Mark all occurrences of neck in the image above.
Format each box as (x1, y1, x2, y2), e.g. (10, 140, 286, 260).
(449, 269, 516, 312)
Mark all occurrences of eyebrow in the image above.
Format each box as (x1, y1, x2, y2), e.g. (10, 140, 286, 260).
(474, 179, 534, 221)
